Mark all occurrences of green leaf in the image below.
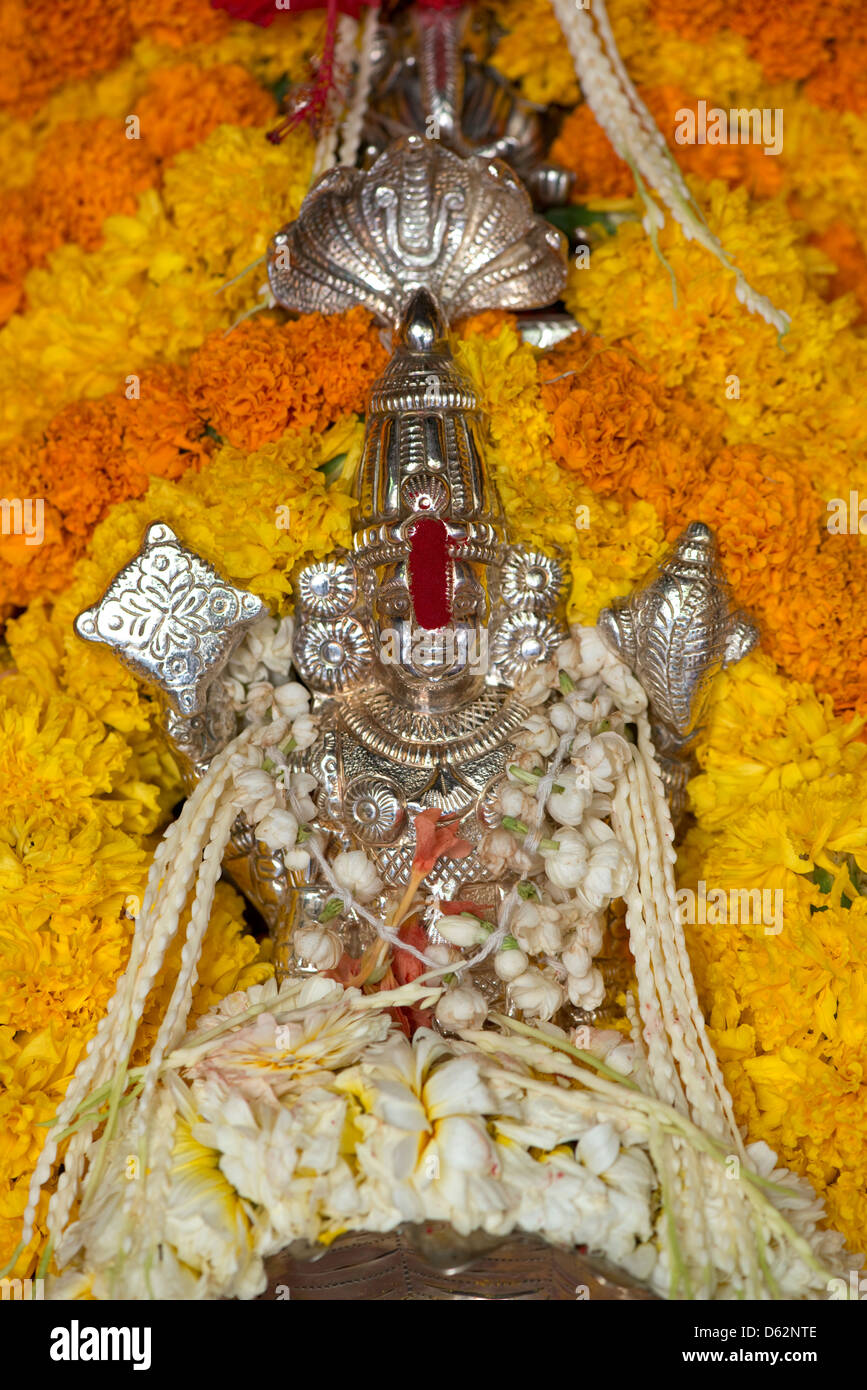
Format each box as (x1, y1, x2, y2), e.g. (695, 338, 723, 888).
(545, 205, 621, 238)
(318, 897, 344, 922)
(320, 450, 347, 483)
(810, 866, 834, 895)
(268, 71, 292, 105)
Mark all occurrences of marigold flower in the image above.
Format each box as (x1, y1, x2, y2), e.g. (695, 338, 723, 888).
(186, 309, 389, 450)
(136, 62, 276, 163)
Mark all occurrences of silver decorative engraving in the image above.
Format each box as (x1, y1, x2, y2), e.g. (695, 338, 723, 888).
(295, 558, 358, 618)
(73, 523, 300, 940)
(344, 774, 407, 845)
(362, 8, 574, 208)
(267, 135, 567, 325)
(491, 611, 562, 677)
(293, 615, 375, 692)
(598, 521, 759, 818)
(74, 521, 266, 716)
(501, 547, 566, 612)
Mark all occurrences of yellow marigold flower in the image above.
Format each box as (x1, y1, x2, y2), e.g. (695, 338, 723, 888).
(0, 125, 314, 441)
(564, 175, 867, 475)
(456, 323, 666, 620)
(202, 10, 325, 86)
(486, 0, 580, 106)
(688, 654, 867, 828)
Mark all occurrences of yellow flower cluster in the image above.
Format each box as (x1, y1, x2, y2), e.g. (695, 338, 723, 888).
(456, 323, 666, 620)
(564, 177, 867, 491)
(0, 121, 314, 441)
(681, 656, 867, 1249)
(484, 0, 580, 106)
(0, 416, 358, 1275)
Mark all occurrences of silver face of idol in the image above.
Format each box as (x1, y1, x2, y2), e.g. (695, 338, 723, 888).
(373, 557, 490, 707)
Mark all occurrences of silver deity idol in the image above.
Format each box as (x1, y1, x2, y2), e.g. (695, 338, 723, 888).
(74, 136, 757, 992)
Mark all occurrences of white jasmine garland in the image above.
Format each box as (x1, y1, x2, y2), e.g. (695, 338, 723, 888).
(254, 807, 299, 853)
(294, 926, 342, 971)
(561, 933, 592, 979)
(273, 682, 311, 720)
(250, 716, 290, 749)
(479, 826, 542, 876)
(434, 913, 488, 948)
(234, 768, 280, 824)
(512, 901, 563, 956)
(508, 967, 565, 1021)
(435, 985, 488, 1032)
(332, 850, 383, 904)
(540, 826, 589, 889)
(546, 766, 594, 826)
(282, 847, 312, 873)
(578, 732, 633, 792)
(567, 967, 606, 1011)
(513, 714, 559, 757)
(498, 782, 538, 821)
(581, 839, 635, 909)
(494, 946, 529, 982)
(289, 713, 318, 750)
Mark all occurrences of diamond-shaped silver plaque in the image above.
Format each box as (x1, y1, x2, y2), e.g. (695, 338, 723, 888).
(74, 521, 267, 716)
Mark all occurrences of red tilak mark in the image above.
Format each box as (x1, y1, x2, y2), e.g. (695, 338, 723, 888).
(408, 517, 451, 630)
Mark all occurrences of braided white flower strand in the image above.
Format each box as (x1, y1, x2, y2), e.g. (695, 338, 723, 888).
(339, 3, 379, 169)
(23, 727, 259, 1254)
(549, 0, 789, 334)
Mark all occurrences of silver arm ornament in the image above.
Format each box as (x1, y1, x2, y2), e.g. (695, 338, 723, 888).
(598, 522, 758, 820)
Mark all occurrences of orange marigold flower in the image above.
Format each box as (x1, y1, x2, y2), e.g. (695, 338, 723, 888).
(539, 330, 867, 718)
(0, 440, 74, 605)
(539, 330, 717, 519)
(652, 0, 729, 41)
(0, 0, 132, 116)
(552, 86, 784, 202)
(456, 309, 519, 340)
(32, 119, 158, 253)
(0, 120, 157, 325)
(551, 104, 635, 200)
(130, 0, 232, 47)
(729, 0, 859, 89)
(186, 309, 389, 450)
(136, 63, 276, 164)
(0, 367, 213, 612)
(672, 446, 821, 607)
(810, 223, 867, 323)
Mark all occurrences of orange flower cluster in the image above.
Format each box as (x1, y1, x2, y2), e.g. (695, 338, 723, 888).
(186, 308, 390, 451)
(540, 331, 867, 718)
(0, 0, 132, 116)
(0, 0, 235, 117)
(0, 66, 275, 326)
(552, 84, 785, 203)
(652, 0, 867, 116)
(0, 309, 387, 612)
(0, 366, 214, 610)
(135, 63, 276, 163)
(809, 223, 867, 325)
